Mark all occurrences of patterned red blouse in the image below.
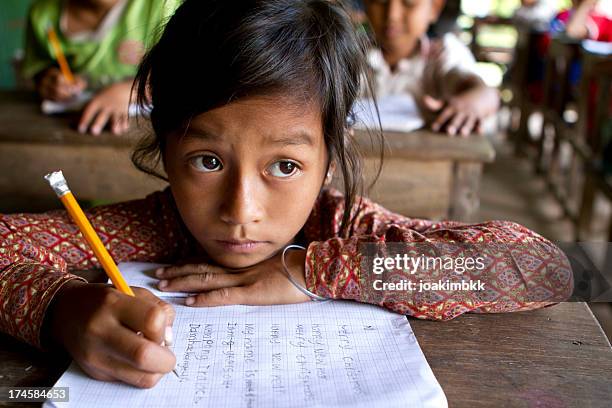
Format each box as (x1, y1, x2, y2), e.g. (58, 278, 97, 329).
(0, 188, 573, 349)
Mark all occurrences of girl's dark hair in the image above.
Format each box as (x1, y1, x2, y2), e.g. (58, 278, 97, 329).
(133, 0, 381, 238)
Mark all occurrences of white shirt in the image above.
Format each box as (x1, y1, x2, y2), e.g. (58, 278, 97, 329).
(513, 0, 557, 31)
(364, 34, 480, 103)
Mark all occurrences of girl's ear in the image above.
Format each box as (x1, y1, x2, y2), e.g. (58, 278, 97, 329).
(324, 161, 337, 186)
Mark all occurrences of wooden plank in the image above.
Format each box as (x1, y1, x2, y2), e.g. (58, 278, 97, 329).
(411, 302, 612, 408)
(353, 129, 496, 163)
(449, 162, 482, 222)
(0, 142, 167, 203)
(0, 91, 142, 147)
(0, 91, 495, 164)
(362, 158, 452, 219)
(0, 90, 165, 205)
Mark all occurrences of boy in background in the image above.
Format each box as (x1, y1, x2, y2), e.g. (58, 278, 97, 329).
(513, 0, 558, 32)
(363, 0, 499, 136)
(22, 0, 180, 135)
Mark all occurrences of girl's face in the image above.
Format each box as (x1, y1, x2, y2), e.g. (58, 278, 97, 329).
(165, 96, 329, 269)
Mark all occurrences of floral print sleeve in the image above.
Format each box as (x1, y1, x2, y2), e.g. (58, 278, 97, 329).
(0, 189, 187, 348)
(302, 189, 574, 320)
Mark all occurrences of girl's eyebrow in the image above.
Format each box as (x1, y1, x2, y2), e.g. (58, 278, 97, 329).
(185, 128, 315, 147)
(268, 131, 314, 147)
(184, 128, 221, 142)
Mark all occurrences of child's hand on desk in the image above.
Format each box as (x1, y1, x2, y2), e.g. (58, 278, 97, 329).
(423, 87, 499, 136)
(48, 281, 176, 388)
(78, 80, 132, 136)
(36, 67, 87, 102)
(155, 250, 310, 306)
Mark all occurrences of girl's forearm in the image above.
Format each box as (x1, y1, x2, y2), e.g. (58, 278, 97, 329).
(304, 222, 573, 320)
(0, 262, 85, 348)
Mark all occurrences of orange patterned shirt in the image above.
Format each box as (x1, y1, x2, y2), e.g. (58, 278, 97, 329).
(0, 188, 573, 349)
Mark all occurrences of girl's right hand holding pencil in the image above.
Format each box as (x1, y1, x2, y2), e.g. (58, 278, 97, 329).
(46, 281, 176, 388)
(36, 66, 87, 102)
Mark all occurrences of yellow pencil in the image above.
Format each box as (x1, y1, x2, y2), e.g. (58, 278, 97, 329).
(44, 171, 174, 347)
(44, 171, 134, 295)
(47, 27, 75, 84)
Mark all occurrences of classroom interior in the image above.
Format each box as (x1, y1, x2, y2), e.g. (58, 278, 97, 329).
(0, 0, 611, 405)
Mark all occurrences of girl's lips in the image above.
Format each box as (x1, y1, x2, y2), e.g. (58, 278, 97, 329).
(215, 240, 268, 253)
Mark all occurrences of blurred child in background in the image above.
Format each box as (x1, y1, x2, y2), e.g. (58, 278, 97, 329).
(362, 0, 499, 136)
(513, 0, 558, 32)
(22, 0, 180, 135)
(347, 0, 369, 26)
(551, 0, 612, 41)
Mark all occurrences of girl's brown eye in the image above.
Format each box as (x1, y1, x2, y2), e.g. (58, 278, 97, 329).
(268, 161, 300, 178)
(202, 156, 220, 170)
(190, 155, 223, 172)
(280, 162, 295, 174)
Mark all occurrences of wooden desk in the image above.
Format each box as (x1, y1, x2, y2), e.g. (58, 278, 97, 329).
(412, 302, 612, 408)
(0, 91, 166, 210)
(352, 129, 495, 221)
(0, 91, 494, 221)
(1, 272, 610, 408)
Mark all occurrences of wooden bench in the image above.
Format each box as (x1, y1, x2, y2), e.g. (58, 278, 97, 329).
(0, 91, 495, 221)
(576, 49, 612, 240)
(351, 129, 495, 221)
(0, 91, 166, 211)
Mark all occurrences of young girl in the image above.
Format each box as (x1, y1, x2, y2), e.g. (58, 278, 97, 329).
(1, 0, 573, 389)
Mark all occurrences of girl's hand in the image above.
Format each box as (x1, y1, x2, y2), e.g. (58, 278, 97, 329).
(156, 250, 310, 306)
(36, 67, 87, 102)
(78, 80, 132, 136)
(48, 281, 176, 388)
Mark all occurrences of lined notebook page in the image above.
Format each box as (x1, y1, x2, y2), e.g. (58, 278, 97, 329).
(45, 263, 447, 408)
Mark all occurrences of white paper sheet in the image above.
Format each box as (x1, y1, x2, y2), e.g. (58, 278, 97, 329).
(41, 91, 145, 116)
(353, 94, 424, 133)
(45, 263, 447, 408)
(116, 262, 187, 298)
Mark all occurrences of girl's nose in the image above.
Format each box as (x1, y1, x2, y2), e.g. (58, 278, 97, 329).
(219, 174, 264, 226)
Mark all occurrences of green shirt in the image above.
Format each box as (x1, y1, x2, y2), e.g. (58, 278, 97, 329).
(22, 0, 181, 89)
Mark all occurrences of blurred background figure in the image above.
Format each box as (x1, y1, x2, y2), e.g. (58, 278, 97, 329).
(361, 0, 499, 136)
(513, 0, 558, 31)
(21, 0, 180, 135)
(550, 0, 612, 41)
(346, 0, 369, 26)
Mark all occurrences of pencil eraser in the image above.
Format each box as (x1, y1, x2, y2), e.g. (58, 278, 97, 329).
(44, 170, 70, 196)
